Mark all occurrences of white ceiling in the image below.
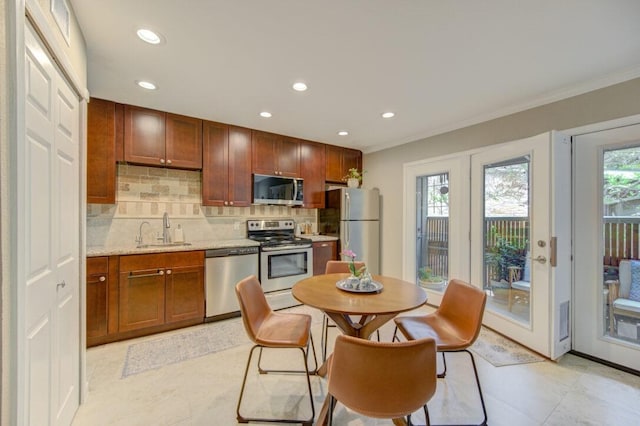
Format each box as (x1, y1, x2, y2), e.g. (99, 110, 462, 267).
(69, 0, 640, 153)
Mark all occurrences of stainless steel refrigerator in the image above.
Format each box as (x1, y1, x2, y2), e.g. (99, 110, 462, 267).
(319, 188, 380, 274)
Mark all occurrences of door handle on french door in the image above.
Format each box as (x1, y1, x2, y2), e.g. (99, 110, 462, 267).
(531, 255, 547, 264)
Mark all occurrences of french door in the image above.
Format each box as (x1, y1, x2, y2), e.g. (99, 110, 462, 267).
(405, 132, 571, 358)
(574, 124, 640, 371)
(404, 156, 470, 306)
(471, 132, 571, 358)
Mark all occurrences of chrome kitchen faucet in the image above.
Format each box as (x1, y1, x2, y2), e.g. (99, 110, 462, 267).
(162, 212, 171, 244)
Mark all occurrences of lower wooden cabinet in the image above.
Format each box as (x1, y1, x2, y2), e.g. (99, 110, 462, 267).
(313, 240, 338, 275)
(86, 255, 119, 347)
(86, 251, 204, 347)
(119, 251, 205, 333)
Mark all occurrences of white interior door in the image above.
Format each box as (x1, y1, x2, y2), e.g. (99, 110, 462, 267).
(23, 22, 80, 425)
(471, 132, 571, 358)
(403, 156, 470, 306)
(574, 124, 640, 371)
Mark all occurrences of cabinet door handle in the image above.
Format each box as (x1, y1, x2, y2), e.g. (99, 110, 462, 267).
(160, 158, 165, 164)
(229, 201, 234, 206)
(99, 276, 106, 282)
(166, 269, 172, 275)
(128, 270, 164, 279)
(166, 159, 172, 165)
(224, 201, 228, 206)
(57, 280, 66, 290)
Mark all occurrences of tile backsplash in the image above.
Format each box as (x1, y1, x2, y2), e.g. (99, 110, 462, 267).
(86, 164, 317, 248)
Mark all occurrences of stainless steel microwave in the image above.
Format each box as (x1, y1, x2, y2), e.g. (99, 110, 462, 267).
(253, 174, 304, 206)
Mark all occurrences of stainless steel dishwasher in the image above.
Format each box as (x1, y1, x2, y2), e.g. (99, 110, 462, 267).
(205, 246, 259, 321)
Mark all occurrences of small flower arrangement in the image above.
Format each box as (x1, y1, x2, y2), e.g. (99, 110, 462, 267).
(340, 249, 367, 278)
(343, 168, 365, 183)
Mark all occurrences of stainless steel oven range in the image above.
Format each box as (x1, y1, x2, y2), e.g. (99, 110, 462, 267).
(247, 219, 313, 310)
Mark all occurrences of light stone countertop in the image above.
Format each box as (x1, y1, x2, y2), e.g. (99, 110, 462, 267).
(86, 235, 338, 257)
(86, 238, 260, 257)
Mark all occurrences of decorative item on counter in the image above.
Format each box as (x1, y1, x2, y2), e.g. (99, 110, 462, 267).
(337, 249, 382, 293)
(344, 168, 365, 188)
(174, 224, 184, 243)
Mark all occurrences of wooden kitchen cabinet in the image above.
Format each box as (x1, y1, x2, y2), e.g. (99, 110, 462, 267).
(252, 130, 300, 177)
(87, 98, 121, 204)
(313, 240, 338, 275)
(325, 145, 363, 183)
(86, 255, 119, 347)
(300, 140, 326, 208)
(118, 251, 204, 334)
(124, 105, 202, 169)
(202, 121, 252, 206)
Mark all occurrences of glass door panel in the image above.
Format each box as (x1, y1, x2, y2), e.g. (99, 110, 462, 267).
(416, 173, 449, 292)
(404, 156, 469, 306)
(483, 158, 531, 325)
(603, 146, 640, 345)
(575, 124, 640, 371)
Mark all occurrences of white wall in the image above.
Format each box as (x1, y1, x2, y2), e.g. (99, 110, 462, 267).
(364, 78, 640, 277)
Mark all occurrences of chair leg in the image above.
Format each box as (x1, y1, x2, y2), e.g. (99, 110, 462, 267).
(237, 343, 316, 425)
(437, 352, 447, 378)
(328, 395, 337, 426)
(424, 404, 431, 426)
(392, 326, 400, 342)
(430, 350, 487, 426)
(322, 315, 329, 362)
(465, 349, 488, 426)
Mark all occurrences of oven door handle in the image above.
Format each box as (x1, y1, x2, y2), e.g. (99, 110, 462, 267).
(261, 244, 312, 251)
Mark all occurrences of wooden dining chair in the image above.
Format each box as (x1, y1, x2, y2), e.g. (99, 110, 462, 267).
(326, 334, 437, 425)
(393, 278, 488, 426)
(235, 275, 317, 425)
(322, 260, 380, 361)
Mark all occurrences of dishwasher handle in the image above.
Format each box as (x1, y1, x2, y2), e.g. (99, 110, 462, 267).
(206, 246, 259, 258)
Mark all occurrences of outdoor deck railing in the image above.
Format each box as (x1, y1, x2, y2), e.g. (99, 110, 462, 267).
(421, 216, 640, 279)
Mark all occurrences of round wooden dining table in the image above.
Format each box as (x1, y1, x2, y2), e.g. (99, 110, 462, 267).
(293, 273, 427, 426)
(292, 273, 427, 340)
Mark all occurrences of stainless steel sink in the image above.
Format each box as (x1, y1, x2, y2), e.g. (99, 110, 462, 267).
(136, 242, 192, 249)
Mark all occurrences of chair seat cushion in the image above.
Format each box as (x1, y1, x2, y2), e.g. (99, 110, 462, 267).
(394, 314, 471, 351)
(613, 298, 640, 315)
(255, 312, 311, 348)
(511, 280, 530, 292)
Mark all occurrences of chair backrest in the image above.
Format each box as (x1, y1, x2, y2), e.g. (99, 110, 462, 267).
(328, 334, 437, 419)
(325, 260, 366, 274)
(235, 275, 272, 343)
(438, 279, 487, 347)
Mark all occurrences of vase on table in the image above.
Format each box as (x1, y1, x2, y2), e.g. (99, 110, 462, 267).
(347, 178, 359, 188)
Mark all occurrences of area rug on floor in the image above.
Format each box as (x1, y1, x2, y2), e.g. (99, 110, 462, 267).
(121, 305, 320, 378)
(470, 327, 545, 367)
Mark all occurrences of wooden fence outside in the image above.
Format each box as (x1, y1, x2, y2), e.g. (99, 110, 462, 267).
(421, 216, 640, 279)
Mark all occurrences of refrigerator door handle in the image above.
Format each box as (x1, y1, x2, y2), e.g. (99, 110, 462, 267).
(344, 191, 351, 249)
(345, 190, 351, 220)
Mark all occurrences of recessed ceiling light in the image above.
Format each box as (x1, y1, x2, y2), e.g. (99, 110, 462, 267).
(338, 131, 349, 136)
(136, 28, 162, 45)
(382, 112, 395, 119)
(136, 80, 157, 90)
(292, 82, 308, 91)
(260, 111, 272, 118)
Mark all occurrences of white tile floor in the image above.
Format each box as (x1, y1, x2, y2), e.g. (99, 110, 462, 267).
(72, 306, 640, 426)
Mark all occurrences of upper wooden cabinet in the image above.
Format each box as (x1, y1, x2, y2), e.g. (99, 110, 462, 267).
(325, 145, 363, 183)
(124, 105, 202, 169)
(202, 122, 252, 207)
(300, 140, 326, 208)
(252, 130, 300, 177)
(87, 98, 121, 204)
